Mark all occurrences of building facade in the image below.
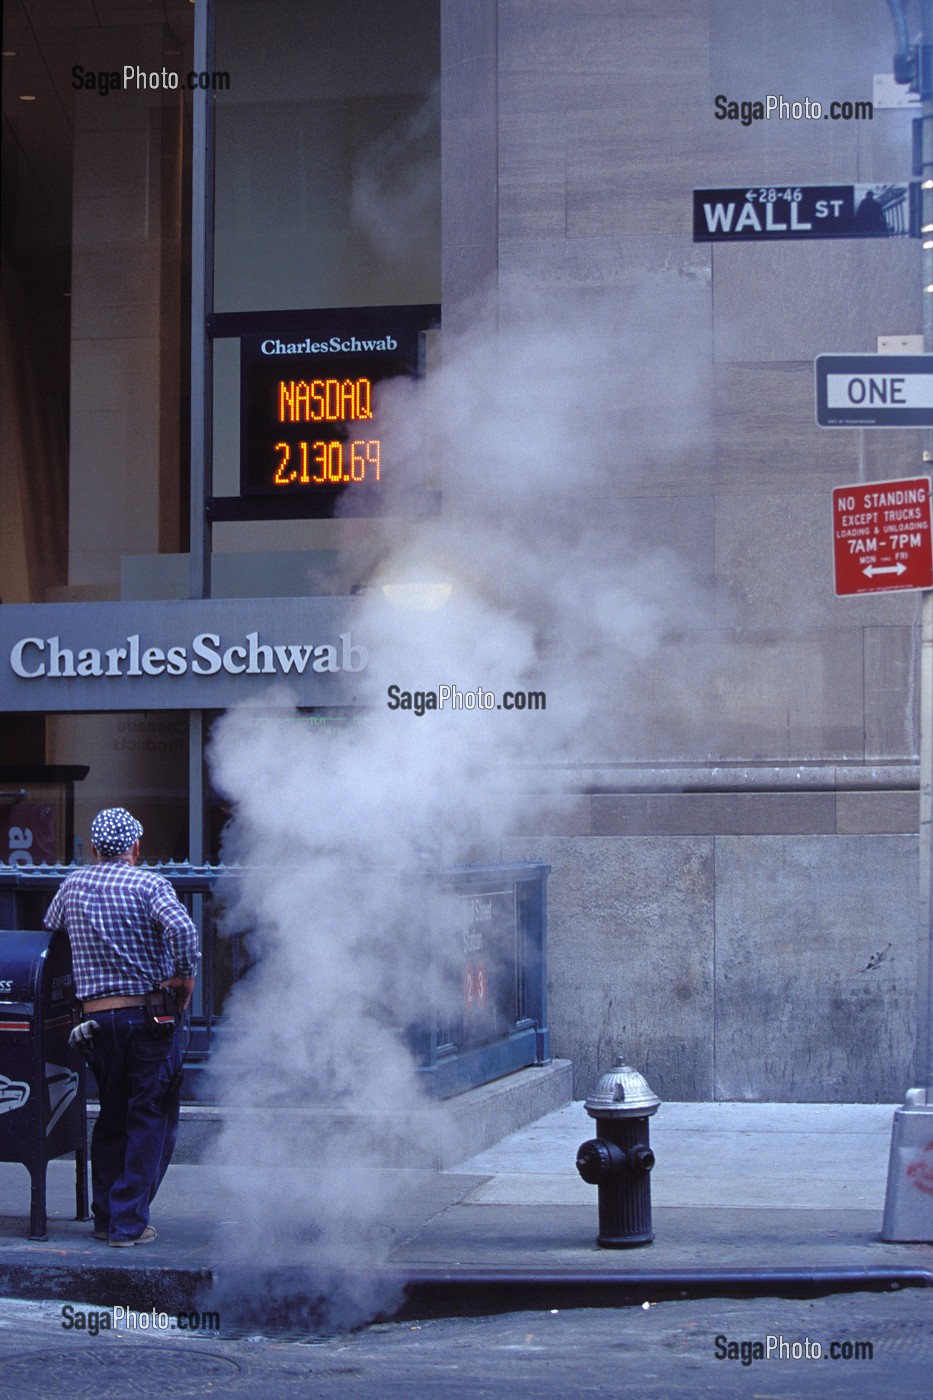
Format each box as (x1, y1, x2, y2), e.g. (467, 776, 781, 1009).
(1, 0, 925, 1101)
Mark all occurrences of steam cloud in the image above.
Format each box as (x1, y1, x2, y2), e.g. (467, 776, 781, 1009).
(351, 81, 441, 268)
(204, 280, 710, 1328)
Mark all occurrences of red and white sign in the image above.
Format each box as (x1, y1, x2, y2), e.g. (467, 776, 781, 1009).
(832, 476, 933, 596)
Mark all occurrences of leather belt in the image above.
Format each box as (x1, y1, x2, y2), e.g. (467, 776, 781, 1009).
(82, 995, 147, 1014)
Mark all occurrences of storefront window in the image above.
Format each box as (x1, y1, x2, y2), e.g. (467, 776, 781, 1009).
(210, 0, 440, 577)
(2, 1, 195, 609)
(1, 0, 438, 863)
(2, 2, 195, 832)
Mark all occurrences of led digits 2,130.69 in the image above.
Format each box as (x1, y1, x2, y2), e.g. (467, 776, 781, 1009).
(273, 375, 381, 489)
(274, 438, 380, 485)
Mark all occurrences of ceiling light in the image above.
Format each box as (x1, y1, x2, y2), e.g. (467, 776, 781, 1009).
(382, 582, 453, 611)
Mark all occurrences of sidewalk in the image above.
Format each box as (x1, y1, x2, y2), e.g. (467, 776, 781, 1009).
(1, 1102, 931, 1327)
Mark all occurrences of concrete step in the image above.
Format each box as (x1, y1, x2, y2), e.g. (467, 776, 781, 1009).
(85, 1059, 573, 1169)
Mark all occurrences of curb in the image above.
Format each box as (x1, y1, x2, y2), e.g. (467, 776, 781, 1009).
(388, 1266, 933, 1319)
(2, 1261, 930, 1330)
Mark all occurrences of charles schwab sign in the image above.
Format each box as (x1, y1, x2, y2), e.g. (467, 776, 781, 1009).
(0, 598, 368, 712)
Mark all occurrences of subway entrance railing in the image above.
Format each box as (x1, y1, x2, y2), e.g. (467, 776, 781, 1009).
(0, 860, 550, 1099)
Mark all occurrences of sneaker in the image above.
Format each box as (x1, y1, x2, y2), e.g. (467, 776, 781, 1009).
(109, 1226, 158, 1248)
(93, 1226, 109, 1241)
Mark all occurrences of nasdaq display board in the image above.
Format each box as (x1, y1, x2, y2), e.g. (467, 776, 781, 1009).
(209, 304, 440, 520)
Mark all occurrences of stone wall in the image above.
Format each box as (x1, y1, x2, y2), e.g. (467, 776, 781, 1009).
(440, 1, 926, 1099)
(504, 766, 918, 1099)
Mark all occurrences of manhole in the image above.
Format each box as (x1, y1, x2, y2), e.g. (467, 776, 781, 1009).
(0, 1346, 242, 1396)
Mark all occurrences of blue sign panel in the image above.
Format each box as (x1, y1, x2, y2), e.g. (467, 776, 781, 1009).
(0, 598, 370, 712)
(815, 355, 933, 427)
(693, 184, 915, 242)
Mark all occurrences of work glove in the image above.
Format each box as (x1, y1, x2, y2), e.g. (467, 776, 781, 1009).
(68, 1019, 100, 1048)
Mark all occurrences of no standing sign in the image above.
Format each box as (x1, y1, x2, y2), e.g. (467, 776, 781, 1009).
(832, 476, 933, 596)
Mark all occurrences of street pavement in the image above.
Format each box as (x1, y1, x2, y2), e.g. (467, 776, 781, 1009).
(2, 1290, 931, 1399)
(0, 1100, 931, 1332)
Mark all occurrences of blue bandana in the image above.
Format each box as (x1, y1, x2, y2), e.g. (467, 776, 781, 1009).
(91, 807, 143, 857)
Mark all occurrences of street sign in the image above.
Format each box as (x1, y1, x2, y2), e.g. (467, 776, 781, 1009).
(816, 354, 933, 427)
(832, 476, 933, 596)
(693, 183, 915, 241)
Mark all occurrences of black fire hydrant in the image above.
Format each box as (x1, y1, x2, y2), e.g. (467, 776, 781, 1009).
(576, 1059, 661, 1247)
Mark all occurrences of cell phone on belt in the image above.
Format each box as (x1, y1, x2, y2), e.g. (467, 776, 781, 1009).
(144, 987, 178, 1039)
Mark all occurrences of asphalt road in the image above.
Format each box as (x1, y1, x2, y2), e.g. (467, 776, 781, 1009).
(0, 1287, 930, 1398)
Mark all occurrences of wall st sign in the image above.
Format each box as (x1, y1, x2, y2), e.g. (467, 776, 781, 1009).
(693, 183, 915, 241)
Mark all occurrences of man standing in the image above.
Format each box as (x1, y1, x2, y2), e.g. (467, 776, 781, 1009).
(44, 807, 200, 1247)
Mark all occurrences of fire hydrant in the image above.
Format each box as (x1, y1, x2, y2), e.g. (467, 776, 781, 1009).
(576, 1059, 661, 1247)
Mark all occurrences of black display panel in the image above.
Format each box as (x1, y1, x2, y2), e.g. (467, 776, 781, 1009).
(208, 305, 439, 521)
(240, 342, 412, 515)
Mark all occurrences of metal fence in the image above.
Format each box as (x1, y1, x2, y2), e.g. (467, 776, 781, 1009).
(0, 860, 550, 1098)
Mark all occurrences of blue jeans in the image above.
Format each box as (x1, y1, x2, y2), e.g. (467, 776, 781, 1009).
(88, 1007, 187, 1242)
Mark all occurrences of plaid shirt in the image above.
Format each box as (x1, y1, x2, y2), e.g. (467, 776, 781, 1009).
(44, 862, 201, 1002)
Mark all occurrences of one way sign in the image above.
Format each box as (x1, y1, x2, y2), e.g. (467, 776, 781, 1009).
(832, 476, 933, 596)
(816, 354, 933, 427)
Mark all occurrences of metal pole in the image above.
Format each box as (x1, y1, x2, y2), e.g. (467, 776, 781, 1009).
(882, 0, 933, 1240)
(920, 593, 932, 1093)
(920, 0, 933, 1105)
(187, 0, 216, 866)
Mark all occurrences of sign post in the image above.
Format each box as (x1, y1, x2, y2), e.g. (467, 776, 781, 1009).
(880, 0, 933, 1245)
